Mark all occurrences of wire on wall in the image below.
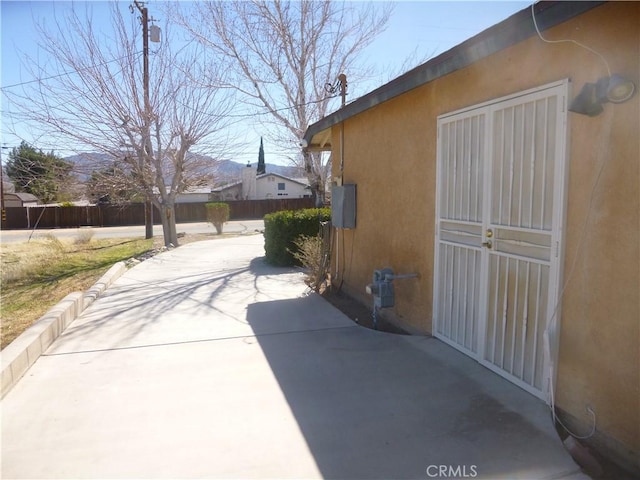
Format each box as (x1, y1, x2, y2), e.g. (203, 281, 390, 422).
(531, 2, 611, 76)
(542, 92, 615, 443)
(530, 0, 615, 442)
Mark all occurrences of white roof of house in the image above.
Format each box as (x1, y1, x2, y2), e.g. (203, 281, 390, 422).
(211, 181, 242, 193)
(5, 192, 39, 202)
(178, 187, 213, 195)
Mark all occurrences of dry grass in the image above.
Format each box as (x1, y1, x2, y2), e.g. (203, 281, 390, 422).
(0, 230, 255, 350)
(74, 229, 95, 245)
(1, 235, 153, 349)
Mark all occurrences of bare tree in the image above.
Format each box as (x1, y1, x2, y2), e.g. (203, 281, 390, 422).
(4, 2, 235, 246)
(172, 0, 392, 204)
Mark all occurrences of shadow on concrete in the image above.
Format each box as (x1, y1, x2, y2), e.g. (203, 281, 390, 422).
(46, 255, 300, 354)
(246, 297, 585, 480)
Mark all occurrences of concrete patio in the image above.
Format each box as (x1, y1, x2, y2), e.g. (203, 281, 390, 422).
(1, 234, 587, 479)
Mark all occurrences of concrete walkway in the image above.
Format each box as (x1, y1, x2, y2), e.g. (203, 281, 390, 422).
(1, 234, 587, 479)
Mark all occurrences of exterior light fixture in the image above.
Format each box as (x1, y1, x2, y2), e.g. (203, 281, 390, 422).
(603, 74, 635, 103)
(569, 75, 636, 116)
(569, 82, 603, 117)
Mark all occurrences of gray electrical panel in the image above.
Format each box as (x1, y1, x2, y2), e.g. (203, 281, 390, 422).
(332, 184, 356, 229)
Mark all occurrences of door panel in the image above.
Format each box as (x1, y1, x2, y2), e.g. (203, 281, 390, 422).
(436, 242, 482, 353)
(484, 256, 549, 392)
(434, 81, 568, 401)
(434, 113, 486, 356)
(482, 92, 561, 397)
(490, 97, 558, 230)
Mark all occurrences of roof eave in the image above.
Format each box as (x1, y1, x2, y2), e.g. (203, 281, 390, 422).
(302, 1, 604, 151)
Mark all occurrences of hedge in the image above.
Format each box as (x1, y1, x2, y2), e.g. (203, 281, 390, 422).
(205, 202, 230, 234)
(264, 207, 331, 266)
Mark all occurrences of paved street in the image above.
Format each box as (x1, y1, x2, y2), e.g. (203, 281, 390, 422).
(0, 219, 265, 243)
(1, 234, 587, 479)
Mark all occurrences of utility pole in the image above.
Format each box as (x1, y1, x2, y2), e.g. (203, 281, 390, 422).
(132, 0, 154, 239)
(0, 145, 7, 229)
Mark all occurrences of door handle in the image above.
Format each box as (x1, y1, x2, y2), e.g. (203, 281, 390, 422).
(482, 240, 492, 249)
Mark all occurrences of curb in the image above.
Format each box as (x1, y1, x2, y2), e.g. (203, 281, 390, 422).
(1, 261, 127, 399)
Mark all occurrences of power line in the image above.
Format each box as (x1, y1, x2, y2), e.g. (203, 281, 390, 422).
(176, 93, 340, 121)
(0, 130, 303, 159)
(0, 51, 143, 91)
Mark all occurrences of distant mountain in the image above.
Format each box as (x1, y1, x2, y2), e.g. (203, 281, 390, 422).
(65, 152, 306, 184)
(214, 160, 305, 185)
(65, 152, 114, 180)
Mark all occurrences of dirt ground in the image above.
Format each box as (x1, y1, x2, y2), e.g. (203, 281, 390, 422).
(320, 286, 408, 335)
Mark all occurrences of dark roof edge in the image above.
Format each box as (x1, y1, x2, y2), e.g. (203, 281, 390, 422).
(303, 1, 605, 147)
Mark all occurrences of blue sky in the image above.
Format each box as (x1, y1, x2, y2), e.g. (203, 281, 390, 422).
(362, 1, 529, 86)
(1, 1, 529, 164)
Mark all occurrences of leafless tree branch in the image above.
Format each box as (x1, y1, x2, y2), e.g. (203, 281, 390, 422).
(171, 0, 392, 203)
(4, 2, 236, 246)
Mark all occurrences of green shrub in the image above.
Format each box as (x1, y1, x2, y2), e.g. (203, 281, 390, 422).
(205, 202, 230, 234)
(264, 208, 331, 266)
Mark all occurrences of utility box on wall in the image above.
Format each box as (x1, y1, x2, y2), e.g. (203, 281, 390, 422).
(332, 184, 356, 229)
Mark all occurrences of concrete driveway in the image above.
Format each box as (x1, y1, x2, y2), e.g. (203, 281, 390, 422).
(1, 234, 587, 479)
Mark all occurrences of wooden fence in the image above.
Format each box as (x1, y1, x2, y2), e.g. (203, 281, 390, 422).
(2, 198, 316, 230)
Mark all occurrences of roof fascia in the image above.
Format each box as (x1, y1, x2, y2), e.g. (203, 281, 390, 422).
(213, 181, 242, 192)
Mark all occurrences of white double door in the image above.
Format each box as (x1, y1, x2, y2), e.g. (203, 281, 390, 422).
(433, 80, 569, 401)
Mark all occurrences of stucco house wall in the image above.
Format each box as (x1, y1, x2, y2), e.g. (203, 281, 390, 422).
(255, 173, 309, 199)
(213, 173, 310, 200)
(175, 190, 212, 204)
(307, 1, 638, 472)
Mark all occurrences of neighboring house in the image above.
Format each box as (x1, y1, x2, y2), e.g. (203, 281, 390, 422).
(150, 186, 213, 204)
(212, 163, 310, 201)
(254, 173, 309, 199)
(303, 1, 638, 474)
(211, 181, 243, 201)
(175, 187, 212, 204)
(3, 193, 39, 207)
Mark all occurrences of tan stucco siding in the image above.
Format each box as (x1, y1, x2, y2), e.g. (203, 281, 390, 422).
(334, 86, 436, 332)
(559, 80, 639, 461)
(535, 2, 639, 460)
(331, 2, 639, 462)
